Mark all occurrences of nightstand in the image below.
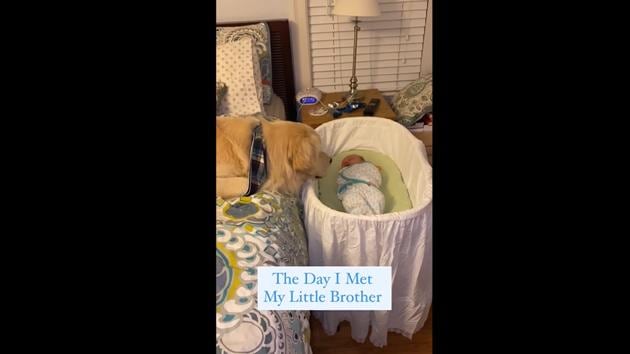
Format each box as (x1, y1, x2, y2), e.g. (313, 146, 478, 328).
(300, 89, 397, 129)
(412, 128, 432, 165)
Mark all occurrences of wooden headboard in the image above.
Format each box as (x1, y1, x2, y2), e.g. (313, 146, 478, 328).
(216, 19, 297, 121)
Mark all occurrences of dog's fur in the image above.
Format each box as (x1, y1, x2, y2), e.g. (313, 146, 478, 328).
(216, 116, 331, 199)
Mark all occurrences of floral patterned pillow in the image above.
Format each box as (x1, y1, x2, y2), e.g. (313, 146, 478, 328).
(216, 23, 273, 104)
(392, 74, 433, 127)
(216, 81, 227, 115)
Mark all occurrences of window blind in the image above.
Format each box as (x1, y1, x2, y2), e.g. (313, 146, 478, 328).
(308, 0, 429, 97)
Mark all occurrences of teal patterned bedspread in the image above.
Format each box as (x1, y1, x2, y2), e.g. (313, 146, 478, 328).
(216, 192, 312, 354)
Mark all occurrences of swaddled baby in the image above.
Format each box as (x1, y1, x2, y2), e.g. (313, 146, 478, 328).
(336, 154, 385, 215)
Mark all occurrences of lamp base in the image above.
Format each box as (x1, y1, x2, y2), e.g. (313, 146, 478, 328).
(342, 91, 365, 104)
(328, 90, 365, 111)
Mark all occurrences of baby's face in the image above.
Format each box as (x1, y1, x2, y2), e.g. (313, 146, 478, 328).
(341, 154, 365, 168)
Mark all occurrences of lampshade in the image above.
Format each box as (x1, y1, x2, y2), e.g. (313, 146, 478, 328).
(332, 0, 381, 17)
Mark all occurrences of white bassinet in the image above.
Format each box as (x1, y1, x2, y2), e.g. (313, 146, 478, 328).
(301, 117, 432, 347)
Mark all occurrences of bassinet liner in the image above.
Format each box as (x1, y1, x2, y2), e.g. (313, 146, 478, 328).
(301, 117, 432, 347)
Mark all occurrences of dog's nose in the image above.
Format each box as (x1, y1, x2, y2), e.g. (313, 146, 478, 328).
(329, 158, 332, 164)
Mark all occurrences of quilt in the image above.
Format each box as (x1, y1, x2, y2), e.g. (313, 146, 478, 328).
(216, 192, 312, 354)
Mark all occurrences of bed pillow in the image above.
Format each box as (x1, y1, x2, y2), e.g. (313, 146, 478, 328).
(392, 74, 433, 127)
(216, 23, 273, 104)
(216, 81, 227, 115)
(216, 37, 265, 116)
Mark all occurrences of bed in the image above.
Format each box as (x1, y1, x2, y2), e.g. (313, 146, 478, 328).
(265, 93, 287, 120)
(215, 20, 311, 354)
(216, 193, 311, 354)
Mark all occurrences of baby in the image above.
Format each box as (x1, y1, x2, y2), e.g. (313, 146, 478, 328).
(336, 154, 385, 215)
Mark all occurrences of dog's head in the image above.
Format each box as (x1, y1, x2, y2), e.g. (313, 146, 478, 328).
(288, 128, 330, 179)
(262, 120, 331, 196)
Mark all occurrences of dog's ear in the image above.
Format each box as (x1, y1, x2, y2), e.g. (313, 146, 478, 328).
(288, 132, 318, 173)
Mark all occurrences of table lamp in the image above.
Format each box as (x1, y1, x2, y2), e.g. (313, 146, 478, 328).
(332, 0, 381, 105)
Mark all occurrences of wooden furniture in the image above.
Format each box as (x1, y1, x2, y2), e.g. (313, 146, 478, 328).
(310, 308, 432, 354)
(300, 89, 396, 129)
(412, 128, 433, 165)
(216, 19, 297, 121)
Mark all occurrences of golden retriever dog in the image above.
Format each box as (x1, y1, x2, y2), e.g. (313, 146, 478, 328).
(216, 116, 331, 199)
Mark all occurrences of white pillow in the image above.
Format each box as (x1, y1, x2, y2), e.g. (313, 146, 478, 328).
(216, 37, 265, 116)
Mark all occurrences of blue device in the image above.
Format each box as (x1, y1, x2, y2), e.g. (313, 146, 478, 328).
(296, 88, 323, 105)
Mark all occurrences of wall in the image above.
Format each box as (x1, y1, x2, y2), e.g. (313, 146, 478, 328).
(216, 0, 291, 22)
